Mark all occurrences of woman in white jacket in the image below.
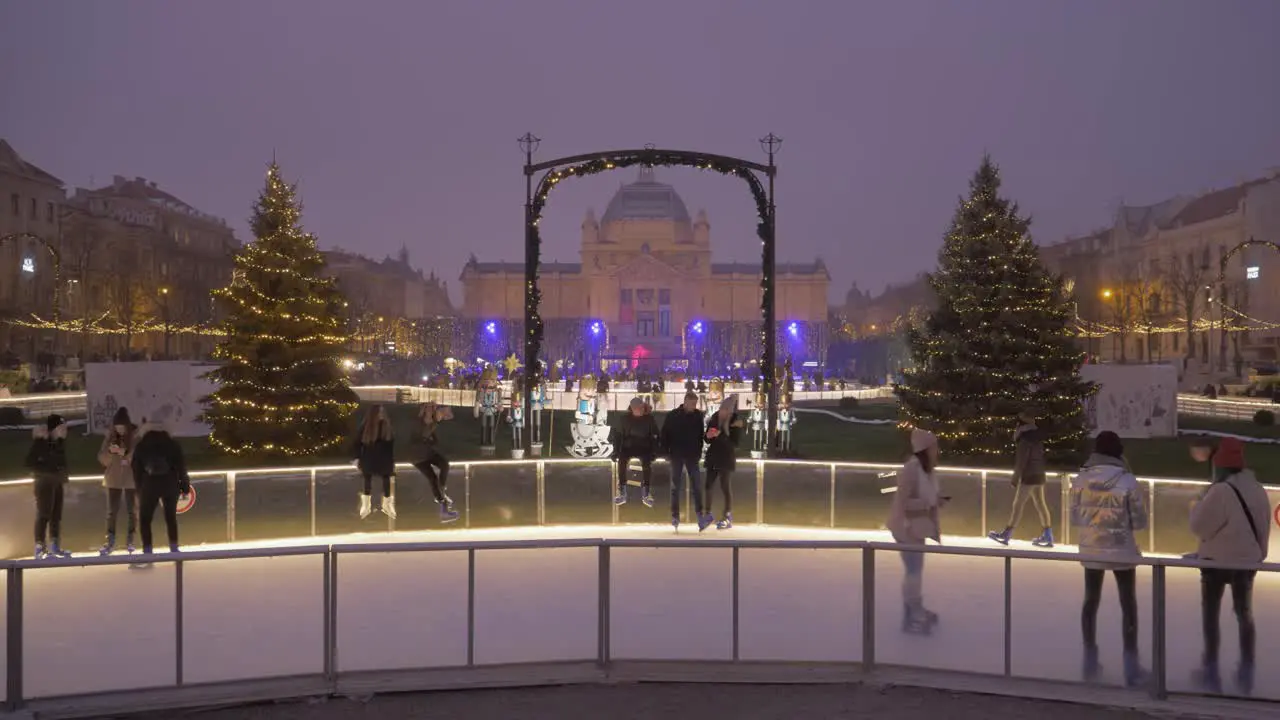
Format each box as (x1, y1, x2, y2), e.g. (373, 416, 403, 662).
(886, 428, 945, 634)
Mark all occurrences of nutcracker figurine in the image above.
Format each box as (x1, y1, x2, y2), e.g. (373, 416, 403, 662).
(474, 366, 501, 457)
(529, 367, 549, 457)
(568, 374, 613, 459)
(776, 392, 797, 455)
(506, 381, 525, 459)
(749, 389, 769, 459)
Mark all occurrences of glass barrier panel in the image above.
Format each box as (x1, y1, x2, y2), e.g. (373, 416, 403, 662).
(24, 563, 177, 698)
(1268, 488, 1280, 561)
(983, 475, 1064, 543)
(1, 569, 6, 704)
(610, 547, 733, 661)
(616, 459, 674, 524)
(874, 548, 1003, 674)
(1151, 480, 1207, 557)
(544, 461, 613, 525)
(738, 548, 862, 662)
(760, 462, 833, 528)
(181, 475, 231, 547)
(472, 547, 598, 664)
(315, 467, 380, 537)
(833, 465, 895, 532)
(697, 462, 757, 526)
(466, 463, 538, 529)
(233, 471, 314, 542)
(183, 554, 325, 684)
(936, 470, 985, 539)
(385, 467, 451, 533)
(1009, 557, 1152, 686)
(0, 482, 37, 559)
(335, 551, 469, 671)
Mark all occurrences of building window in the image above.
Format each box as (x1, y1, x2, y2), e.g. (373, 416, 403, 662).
(620, 289, 632, 306)
(658, 288, 671, 305)
(9, 193, 17, 216)
(637, 311, 655, 337)
(658, 308, 671, 336)
(46, 202, 54, 223)
(29, 198, 36, 219)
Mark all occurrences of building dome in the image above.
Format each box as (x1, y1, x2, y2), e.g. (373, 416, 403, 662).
(600, 167, 691, 224)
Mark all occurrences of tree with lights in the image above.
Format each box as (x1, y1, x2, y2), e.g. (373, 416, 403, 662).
(204, 162, 358, 456)
(895, 157, 1094, 461)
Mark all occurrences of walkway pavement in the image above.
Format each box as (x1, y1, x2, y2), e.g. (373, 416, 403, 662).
(144, 683, 1190, 720)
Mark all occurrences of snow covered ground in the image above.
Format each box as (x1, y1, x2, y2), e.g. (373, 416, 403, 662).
(10, 523, 1279, 709)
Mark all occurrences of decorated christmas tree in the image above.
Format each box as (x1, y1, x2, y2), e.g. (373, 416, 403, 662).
(204, 162, 358, 456)
(895, 157, 1094, 460)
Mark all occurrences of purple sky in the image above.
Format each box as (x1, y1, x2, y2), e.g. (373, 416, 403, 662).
(2, 0, 1279, 305)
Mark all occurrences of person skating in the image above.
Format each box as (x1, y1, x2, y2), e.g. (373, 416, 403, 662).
(26, 414, 71, 559)
(1187, 437, 1270, 695)
(886, 428, 945, 634)
(988, 410, 1053, 547)
(704, 395, 744, 529)
(130, 420, 190, 557)
(661, 391, 711, 531)
(1070, 431, 1148, 686)
(412, 402, 458, 523)
(612, 397, 660, 507)
(352, 405, 397, 519)
(98, 407, 139, 554)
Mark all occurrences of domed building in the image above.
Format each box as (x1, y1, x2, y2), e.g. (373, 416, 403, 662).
(460, 168, 829, 373)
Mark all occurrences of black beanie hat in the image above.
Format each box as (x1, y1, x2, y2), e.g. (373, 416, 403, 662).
(46, 414, 65, 431)
(1094, 430, 1124, 459)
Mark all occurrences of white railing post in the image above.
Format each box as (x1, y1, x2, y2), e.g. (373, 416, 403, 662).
(1151, 564, 1168, 699)
(597, 543, 611, 668)
(731, 545, 741, 661)
(1148, 481, 1157, 553)
(6, 566, 23, 712)
(980, 471, 988, 534)
(324, 548, 337, 683)
(1002, 555, 1012, 677)
(829, 463, 836, 528)
(466, 548, 476, 666)
(861, 546, 875, 672)
(226, 471, 237, 543)
(464, 464, 472, 530)
(175, 559, 185, 686)
(310, 469, 318, 537)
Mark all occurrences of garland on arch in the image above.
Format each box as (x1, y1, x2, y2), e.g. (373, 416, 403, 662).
(525, 151, 774, 375)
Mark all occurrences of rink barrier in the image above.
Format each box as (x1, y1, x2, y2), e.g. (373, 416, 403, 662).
(1, 539, 1278, 718)
(2, 457, 1277, 562)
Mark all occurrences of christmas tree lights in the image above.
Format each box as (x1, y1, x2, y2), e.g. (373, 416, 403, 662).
(895, 157, 1095, 461)
(203, 162, 358, 457)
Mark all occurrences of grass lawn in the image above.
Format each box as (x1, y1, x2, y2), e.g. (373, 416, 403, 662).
(2, 401, 1277, 482)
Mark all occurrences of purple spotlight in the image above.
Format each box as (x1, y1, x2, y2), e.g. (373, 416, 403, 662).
(590, 321, 601, 335)
(787, 322, 799, 337)
(485, 322, 497, 335)
(691, 321, 703, 334)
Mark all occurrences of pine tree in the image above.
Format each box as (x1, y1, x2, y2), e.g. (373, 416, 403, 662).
(204, 162, 358, 456)
(895, 157, 1094, 460)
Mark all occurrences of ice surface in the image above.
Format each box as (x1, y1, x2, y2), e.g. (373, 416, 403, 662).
(9, 524, 1280, 703)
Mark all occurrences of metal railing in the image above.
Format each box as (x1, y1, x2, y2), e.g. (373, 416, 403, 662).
(2, 458, 1276, 562)
(2, 537, 1277, 717)
(1176, 393, 1278, 421)
(0, 392, 87, 421)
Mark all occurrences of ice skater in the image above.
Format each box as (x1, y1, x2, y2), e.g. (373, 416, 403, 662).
(661, 391, 711, 531)
(886, 428, 945, 634)
(98, 407, 139, 554)
(26, 414, 71, 559)
(703, 395, 744, 529)
(987, 410, 1053, 547)
(131, 420, 191, 557)
(352, 405, 397, 519)
(412, 402, 459, 523)
(612, 397, 660, 507)
(1070, 431, 1147, 686)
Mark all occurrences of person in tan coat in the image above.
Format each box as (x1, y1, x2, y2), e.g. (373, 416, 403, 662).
(1188, 437, 1271, 695)
(886, 428, 945, 634)
(98, 407, 138, 554)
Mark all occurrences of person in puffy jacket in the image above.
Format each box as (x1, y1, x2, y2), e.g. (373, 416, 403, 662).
(1187, 437, 1271, 695)
(1070, 431, 1148, 687)
(131, 420, 191, 556)
(661, 391, 710, 531)
(352, 405, 396, 520)
(704, 395, 743, 530)
(988, 410, 1053, 547)
(26, 414, 71, 559)
(886, 428, 945, 634)
(612, 397, 660, 507)
(98, 406, 138, 555)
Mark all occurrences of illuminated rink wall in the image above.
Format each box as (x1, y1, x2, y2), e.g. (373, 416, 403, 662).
(2, 458, 1278, 561)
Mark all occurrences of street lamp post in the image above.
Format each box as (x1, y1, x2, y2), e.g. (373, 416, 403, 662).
(1101, 288, 1114, 362)
(159, 286, 171, 358)
(518, 132, 542, 454)
(759, 132, 782, 454)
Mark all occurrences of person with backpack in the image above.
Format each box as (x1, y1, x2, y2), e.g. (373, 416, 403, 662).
(26, 414, 71, 559)
(1187, 437, 1271, 695)
(130, 420, 191, 555)
(1070, 431, 1148, 687)
(98, 407, 139, 555)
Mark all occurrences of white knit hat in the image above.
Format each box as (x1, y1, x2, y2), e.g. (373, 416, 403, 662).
(910, 428, 937, 453)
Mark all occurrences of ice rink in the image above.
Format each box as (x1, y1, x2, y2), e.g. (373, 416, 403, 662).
(7, 522, 1278, 711)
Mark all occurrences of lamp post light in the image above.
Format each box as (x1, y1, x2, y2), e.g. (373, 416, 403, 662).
(159, 286, 171, 358)
(519, 132, 542, 454)
(758, 132, 782, 454)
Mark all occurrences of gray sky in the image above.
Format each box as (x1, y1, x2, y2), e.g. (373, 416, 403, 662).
(2, 0, 1278, 304)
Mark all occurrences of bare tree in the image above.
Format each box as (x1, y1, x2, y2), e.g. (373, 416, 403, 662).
(108, 269, 154, 356)
(1161, 251, 1208, 360)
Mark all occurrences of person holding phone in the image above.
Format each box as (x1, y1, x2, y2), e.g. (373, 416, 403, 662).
(886, 428, 945, 634)
(98, 407, 139, 554)
(704, 395, 744, 529)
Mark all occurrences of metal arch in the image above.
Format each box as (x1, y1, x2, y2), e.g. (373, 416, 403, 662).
(1215, 237, 1278, 285)
(0, 232, 64, 323)
(527, 148, 774, 176)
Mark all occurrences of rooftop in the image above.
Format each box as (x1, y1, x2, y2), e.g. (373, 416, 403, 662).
(599, 168, 692, 225)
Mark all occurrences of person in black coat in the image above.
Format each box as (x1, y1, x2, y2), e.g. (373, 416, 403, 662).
(130, 420, 191, 555)
(353, 405, 397, 519)
(704, 395, 744, 530)
(612, 397, 660, 507)
(660, 391, 711, 531)
(26, 414, 71, 558)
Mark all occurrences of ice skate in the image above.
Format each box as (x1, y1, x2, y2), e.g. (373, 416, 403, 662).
(922, 608, 939, 626)
(440, 503, 460, 523)
(382, 494, 398, 520)
(613, 488, 627, 505)
(641, 489, 655, 508)
(130, 550, 155, 570)
(671, 514, 680, 531)
(99, 532, 116, 556)
(1123, 652, 1148, 688)
(902, 605, 932, 635)
(1236, 662, 1255, 696)
(716, 512, 733, 530)
(987, 527, 1012, 545)
(1082, 646, 1102, 682)
(358, 493, 373, 519)
(697, 512, 714, 532)
(33, 542, 46, 560)
(1031, 527, 1054, 548)
(1190, 663, 1223, 694)
(169, 544, 180, 553)
(126, 533, 137, 554)
(47, 540, 72, 559)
